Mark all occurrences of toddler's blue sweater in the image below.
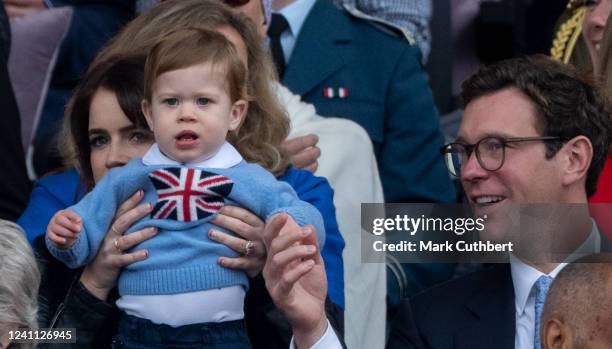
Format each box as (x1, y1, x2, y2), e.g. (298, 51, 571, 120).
(46, 159, 325, 296)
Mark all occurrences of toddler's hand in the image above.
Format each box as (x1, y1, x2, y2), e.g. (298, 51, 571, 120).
(47, 210, 82, 248)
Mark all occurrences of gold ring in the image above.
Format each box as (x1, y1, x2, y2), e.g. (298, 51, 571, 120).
(244, 240, 254, 257)
(114, 238, 122, 253)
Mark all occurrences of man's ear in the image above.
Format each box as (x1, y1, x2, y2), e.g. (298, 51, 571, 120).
(142, 99, 154, 129)
(229, 99, 248, 131)
(542, 318, 572, 349)
(560, 136, 592, 187)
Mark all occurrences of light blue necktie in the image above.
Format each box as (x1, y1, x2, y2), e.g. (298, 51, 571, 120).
(534, 275, 553, 349)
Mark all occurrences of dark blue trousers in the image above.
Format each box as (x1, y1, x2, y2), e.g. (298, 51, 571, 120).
(112, 314, 251, 349)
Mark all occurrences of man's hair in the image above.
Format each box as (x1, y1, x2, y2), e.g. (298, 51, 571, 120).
(0, 220, 40, 349)
(461, 55, 612, 197)
(541, 254, 612, 347)
(143, 28, 246, 104)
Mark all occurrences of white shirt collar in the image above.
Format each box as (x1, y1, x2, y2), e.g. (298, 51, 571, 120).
(277, 0, 317, 38)
(510, 220, 601, 315)
(142, 142, 242, 169)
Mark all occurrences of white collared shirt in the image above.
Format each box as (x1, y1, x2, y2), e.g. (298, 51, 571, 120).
(511, 221, 601, 349)
(273, 0, 317, 63)
(289, 320, 343, 349)
(142, 142, 243, 168)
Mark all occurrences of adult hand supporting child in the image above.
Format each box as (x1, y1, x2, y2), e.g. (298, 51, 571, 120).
(210, 205, 266, 277)
(79, 189, 157, 301)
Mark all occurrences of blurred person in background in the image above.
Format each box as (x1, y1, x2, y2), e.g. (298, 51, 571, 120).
(0, 3, 31, 221)
(551, 0, 612, 235)
(540, 254, 612, 349)
(0, 220, 40, 349)
(4, 0, 136, 177)
(334, 0, 432, 62)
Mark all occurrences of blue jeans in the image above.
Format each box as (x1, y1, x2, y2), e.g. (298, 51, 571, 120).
(111, 314, 251, 349)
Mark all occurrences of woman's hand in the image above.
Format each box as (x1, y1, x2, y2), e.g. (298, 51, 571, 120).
(209, 206, 266, 278)
(79, 190, 157, 300)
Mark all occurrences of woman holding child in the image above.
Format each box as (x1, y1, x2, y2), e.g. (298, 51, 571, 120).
(20, 0, 344, 347)
(46, 27, 326, 348)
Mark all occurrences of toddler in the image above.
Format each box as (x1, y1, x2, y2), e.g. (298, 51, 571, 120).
(46, 28, 325, 348)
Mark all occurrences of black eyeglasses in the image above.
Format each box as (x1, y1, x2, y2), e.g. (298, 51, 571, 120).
(439, 136, 568, 177)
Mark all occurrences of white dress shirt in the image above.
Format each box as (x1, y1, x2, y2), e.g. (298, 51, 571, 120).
(511, 221, 601, 349)
(274, 0, 316, 63)
(289, 320, 343, 349)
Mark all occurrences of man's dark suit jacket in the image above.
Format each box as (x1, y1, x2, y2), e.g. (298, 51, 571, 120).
(388, 264, 515, 349)
(281, 0, 456, 204)
(387, 234, 612, 349)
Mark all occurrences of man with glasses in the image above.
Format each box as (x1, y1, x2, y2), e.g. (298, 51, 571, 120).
(387, 55, 612, 349)
(263, 55, 612, 349)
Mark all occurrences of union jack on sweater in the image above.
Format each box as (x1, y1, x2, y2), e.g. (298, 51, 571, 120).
(149, 168, 233, 222)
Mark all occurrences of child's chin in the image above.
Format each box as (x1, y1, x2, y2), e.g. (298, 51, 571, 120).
(168, 150, 195, 162)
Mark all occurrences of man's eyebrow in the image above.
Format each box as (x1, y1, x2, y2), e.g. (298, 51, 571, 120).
(454, 132, 515, 143)
(454, 136, 467, 143)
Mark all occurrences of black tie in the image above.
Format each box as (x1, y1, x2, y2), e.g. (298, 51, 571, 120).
(267, 13, 289, 78)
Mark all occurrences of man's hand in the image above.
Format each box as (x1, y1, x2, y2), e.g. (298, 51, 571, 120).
(262, 213, 328, 348)
(282, 134, 321, 173)
(4, 0, 46, 18)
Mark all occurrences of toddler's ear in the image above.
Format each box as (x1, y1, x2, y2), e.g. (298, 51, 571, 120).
(229, 99, 248, 131)
(142, 99, 154, 129)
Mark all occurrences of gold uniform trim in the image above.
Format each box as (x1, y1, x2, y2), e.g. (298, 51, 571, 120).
(551, 7, 586, 64)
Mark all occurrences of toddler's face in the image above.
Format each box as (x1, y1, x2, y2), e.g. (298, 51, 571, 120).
(143, 62, 246, 163)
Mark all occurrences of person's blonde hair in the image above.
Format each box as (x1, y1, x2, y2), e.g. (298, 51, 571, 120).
(0, 220, 39, 349)
(88, 0, 290, 175)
